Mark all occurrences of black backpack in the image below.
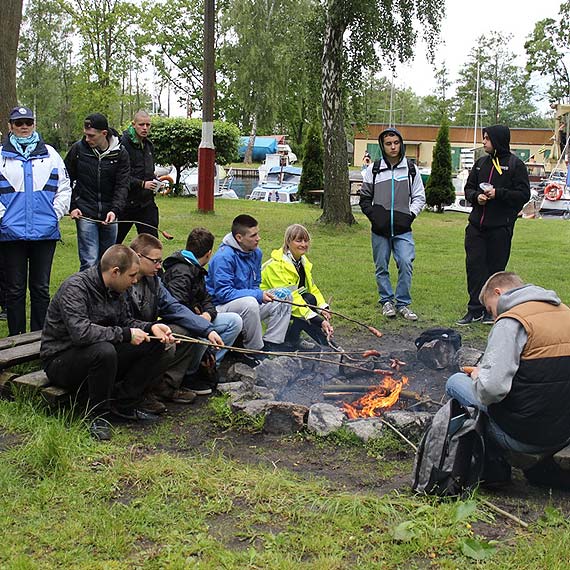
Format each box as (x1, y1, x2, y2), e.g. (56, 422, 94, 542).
(411, 398, 485, 497)
(372, 158, 417, 192)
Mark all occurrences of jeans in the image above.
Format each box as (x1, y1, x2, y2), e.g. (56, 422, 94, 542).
(445, 372, 551, 454)
(371, 231, 415, 308)
(3, 239, 57, 335)
(76, 217, 118, 271)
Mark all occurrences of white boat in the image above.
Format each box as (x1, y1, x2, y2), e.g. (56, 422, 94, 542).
(258, 153, 296, 183)
(180, 165, 239, 199)
(538, 171, 570, 217)
(444, 170, 472, 214)
(249, 165, 301, 203)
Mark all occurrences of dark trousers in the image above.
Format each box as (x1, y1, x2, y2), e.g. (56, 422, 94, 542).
(284, 292, 328, 346)
(464, 223, 514, 313)
(3, 240, 57, 336)
(116, 202, 159, 244)
(44, 340, 165, 415)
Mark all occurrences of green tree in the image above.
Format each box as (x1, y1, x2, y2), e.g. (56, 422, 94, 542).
(319, 0, 443, 225)
(151, 117, 240, 186)
(525, 7, 570, 104)
(298, 122, 324, 202)
(425, 121, 455, 213)
(0, 0, 24, 128)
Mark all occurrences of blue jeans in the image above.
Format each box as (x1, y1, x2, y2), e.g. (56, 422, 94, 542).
(76, 218, 118, 271)
(445, 373, 551, 454)
(371, 231, 415, 308)
(186, 312, 243, 373)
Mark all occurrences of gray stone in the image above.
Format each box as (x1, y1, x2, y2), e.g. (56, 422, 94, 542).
(254, 356, 304, 391)
(263, 402, 309, 435)
(417, 339, 456, 369)
(383, 410, 433, 440)
(225, 362, 257, 384)
(453, 347, 484, 368)
(217, 381, 274, 403)
(230, 399, 278, 416)
(307, 403, 345, 435)
(344, 418, 384, 442)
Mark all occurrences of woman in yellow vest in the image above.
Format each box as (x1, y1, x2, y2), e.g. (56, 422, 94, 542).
(261, 224, 333, 349)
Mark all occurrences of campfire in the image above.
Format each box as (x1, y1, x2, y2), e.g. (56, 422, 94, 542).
(342, 376, 409, 419)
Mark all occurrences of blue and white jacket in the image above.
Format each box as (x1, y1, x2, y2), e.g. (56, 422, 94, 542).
(0, 137, 71, 242)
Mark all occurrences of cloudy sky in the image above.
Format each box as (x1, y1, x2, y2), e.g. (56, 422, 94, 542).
(394, 0, 564, 112)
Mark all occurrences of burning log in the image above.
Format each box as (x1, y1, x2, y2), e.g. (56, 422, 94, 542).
(323, 388, 422, 400)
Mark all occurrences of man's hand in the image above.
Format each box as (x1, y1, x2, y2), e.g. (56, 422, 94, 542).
(130, 328, 149, 345)
(262, 291, 274, 304)
(103, 211, 116, 224)
(207, 330, 223, 348)
(69, 208, 82, 219)
(151, 323, 176, 344)
(144, 180, 159, 191)
(477, 194, 488, 205)
(322, 320, 334, 339)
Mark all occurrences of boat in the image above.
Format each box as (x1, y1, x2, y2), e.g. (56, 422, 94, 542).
(249, 165, 301, 203)
(180, 165, 239, 199)
(444, 170, 472, 214)
(538, 170, 570, 217)
(258, 153, 294, 184)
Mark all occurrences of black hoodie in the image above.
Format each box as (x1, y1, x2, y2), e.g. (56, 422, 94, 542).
(464, 125, 530, 229)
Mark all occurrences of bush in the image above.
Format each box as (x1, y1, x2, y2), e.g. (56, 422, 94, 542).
(425, 121, 455, 212)
(298, 122, 324, 202)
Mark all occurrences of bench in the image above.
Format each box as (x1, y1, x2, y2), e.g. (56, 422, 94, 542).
(0, 331, 68, 405)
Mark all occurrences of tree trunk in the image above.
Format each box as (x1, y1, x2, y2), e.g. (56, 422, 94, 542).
(244, 114, 257, 165)
(0, 0, 24, 131)
(319, 11, 354, 225)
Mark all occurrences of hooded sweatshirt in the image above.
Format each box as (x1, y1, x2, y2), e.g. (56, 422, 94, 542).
(120, 126, 156, 209)
(359, 127, 425, 237)
(474, 284, 570, 447)
(205, 232, 264, 306)
(464, 125, 530, 229)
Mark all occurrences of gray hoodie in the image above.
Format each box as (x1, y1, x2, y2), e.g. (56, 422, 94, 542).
(474, 284, 561, 406)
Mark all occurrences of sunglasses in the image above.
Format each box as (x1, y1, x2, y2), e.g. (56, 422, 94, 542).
(12, 119, 34, 127)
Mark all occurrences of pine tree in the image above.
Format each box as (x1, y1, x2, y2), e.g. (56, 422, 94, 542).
(298, 122, 324, 202)
(425, 121, 455, 213)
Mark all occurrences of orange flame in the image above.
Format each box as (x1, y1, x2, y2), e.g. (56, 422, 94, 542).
(342, 376, 408, 419)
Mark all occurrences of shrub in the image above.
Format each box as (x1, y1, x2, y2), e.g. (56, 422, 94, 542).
(298, 122, 324, 202)
(425, 121, 455, 212)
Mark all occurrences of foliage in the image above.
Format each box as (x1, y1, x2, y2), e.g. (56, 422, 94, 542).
(150, 117, 240, 184)
(207, 394, 265, 431)
(525, 8, 570, 104)
(425, 121, 455, 212)
(298, 122, 324, 201)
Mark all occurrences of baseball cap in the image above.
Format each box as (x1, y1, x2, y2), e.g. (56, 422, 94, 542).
(9, 107, 34, 121)
(84, 113, 109, 131)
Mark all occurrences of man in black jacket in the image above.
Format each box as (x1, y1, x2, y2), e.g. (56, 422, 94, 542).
(41, 245, 175, 440)
(117, 110, 160, 243)
(457, 125, 530, 325)
(65, 113, 130, 271)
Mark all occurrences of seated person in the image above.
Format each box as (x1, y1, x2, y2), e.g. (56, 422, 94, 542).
(446, 271, 570, 487)
(261, 224, 333, 349)
(128, 233, 224, 399)
(205, 214, 291, 360)
(162, 227, 242, 367)
(40, 244, 175, 441)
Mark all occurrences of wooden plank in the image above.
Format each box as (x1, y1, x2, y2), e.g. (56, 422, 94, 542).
(0, 331, 41, 352)
(40, 386, 69, 406)
(12, 370, 49, 390)
(0, 341, 41, 369)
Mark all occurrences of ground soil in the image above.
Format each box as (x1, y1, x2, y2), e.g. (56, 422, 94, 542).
(2, 328, 569, 543)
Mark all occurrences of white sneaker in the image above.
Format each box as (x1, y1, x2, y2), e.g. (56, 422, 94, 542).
(382, 301, 397, 318)
(398, 306, 418, 321)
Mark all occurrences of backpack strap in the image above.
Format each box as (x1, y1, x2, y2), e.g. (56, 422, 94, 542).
(372, 158, 416, 197)
(372, 159, 382, 188)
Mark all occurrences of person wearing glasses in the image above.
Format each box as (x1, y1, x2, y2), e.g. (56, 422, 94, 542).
(127, 234, 224, 409)
(64, 113, 130, 271)
(116, 110, 160, 244)
(0, 106, 71, 335)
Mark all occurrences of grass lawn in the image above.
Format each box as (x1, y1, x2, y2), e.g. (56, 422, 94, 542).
(1, 197, 570, 568)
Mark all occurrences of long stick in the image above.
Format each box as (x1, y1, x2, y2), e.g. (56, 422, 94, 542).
(271, 297, 383, 338)
(74, 214, 174, 240)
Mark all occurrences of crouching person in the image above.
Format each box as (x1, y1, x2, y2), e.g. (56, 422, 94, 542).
(445, 271, 570, 488)
(128, 234, 224, 402)
(40, 245, 176, 441)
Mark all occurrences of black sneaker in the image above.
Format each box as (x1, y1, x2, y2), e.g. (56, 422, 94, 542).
(481, 312, 494, 325)
(235, 352, 263, 367)
(456, 311, 484, 325)
(89, 417, 111, 441)
(111, 407, 160, 422)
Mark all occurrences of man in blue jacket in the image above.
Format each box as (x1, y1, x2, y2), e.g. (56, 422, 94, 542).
(359, 128, 425, 321)
(128, 234, 223, 402)
(206, 214, 291, 360)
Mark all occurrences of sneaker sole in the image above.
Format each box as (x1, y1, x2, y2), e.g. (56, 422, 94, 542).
(187, 388, 213, 395)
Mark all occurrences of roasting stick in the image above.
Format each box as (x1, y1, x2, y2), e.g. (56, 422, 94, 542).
(270, 297, 383, 338)
(149, 333, 395, 375)
(73, 214, 175, 240)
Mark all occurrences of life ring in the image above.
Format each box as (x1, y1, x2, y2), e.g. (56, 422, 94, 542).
(544, 182, 563, 201)
(158, 175, 174, 196)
